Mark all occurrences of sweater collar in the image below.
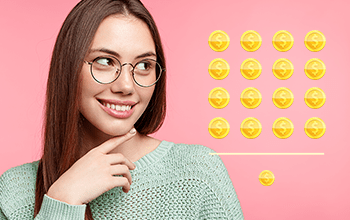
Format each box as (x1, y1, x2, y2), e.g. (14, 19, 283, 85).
(130, 140, 173, 170)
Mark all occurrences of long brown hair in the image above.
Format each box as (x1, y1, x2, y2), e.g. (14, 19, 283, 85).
(34, 0, 166, 219)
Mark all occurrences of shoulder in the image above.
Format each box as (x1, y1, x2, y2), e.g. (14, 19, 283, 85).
(166, 140, 221, 162)
(0, 160, 40, 182)
(0, 160, 40, 215)
(166, 140, 217, 155)
(163, 140, 228, 177)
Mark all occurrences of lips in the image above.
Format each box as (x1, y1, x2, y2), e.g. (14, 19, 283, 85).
(98, 98, 137, 106)
(97, 98, 137, 119)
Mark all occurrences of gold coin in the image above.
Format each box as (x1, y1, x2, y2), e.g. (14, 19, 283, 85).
(305, 117, 326, 139)
(240, 117, 262, 139)
(305, 87, 326, 109)
(240, 87, 262, 109)
(304, 58, 326, 80)
(240, 30, 262, 52)
(209, 30, 230, 52)
(305, 30, 326, 52)
(240, 58, 262, 80)
(209, 87, 230, 109)
(272, 87, 294, 109)
(208, 58, 230, 80)
(272, 58, 294, 80)
(208, 117, 230, 139)
(272, 30, 294, 52)
(259, 170, 275, 186)
(272, 117, 294, 139)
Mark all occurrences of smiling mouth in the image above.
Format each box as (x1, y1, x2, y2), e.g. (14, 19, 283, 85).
(97, 99, 137, 112)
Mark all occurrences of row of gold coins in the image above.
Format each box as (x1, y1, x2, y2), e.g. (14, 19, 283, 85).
(208, 57, 326, 80)
(208, 116, 326, 139)
(209, 87, 326, 109)
(208, 30, 326, 52)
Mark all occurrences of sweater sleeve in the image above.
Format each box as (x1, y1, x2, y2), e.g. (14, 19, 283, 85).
(34, 194, 87, 219)
(0, 165, 87, 219)
(199, 147, 245, 219)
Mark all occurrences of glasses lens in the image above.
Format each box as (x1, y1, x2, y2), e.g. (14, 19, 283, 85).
(91, 57, 120, 84)
(133, 59, 162, 87)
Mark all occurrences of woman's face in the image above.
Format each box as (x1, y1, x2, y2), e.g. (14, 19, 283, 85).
(79, 15, 156, 137)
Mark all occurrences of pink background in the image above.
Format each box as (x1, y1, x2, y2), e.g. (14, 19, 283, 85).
(1, 0, 349, 219)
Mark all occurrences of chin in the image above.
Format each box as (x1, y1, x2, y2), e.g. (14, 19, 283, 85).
(101, 124, 135, 137)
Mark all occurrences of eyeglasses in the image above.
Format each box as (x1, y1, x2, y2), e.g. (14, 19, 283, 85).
(84, 56, 164, 87)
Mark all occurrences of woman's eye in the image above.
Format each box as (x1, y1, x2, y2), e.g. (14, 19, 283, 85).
(96, 57, 112, 66)
(137, 62, 150, 70)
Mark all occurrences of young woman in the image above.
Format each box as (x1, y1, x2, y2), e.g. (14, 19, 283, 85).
(0, 0, 244, 219)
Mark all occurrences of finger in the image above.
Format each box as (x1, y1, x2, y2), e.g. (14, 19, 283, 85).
(113, 176, 131, 193)
(98, 128, 137, 154)
(110, 164, 133, 185)
(106, 153, 136, 170)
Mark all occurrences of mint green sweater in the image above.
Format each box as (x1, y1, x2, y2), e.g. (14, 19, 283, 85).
(0, 140, 244, 219)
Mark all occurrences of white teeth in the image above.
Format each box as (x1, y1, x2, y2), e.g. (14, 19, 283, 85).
(103, 102, 132, 111)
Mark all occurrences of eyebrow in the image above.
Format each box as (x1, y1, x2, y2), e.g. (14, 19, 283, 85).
(88, 48, 157, 59)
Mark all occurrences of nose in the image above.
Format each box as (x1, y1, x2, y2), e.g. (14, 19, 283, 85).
(110, 63, 135, 95)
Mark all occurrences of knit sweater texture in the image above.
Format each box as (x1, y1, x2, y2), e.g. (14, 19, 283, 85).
(0, 140, 244, 219)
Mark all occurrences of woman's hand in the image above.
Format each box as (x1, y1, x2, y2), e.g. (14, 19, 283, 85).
(47, 128, 137, 205)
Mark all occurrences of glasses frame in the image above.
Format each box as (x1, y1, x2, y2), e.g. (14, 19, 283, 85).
(84, 55, 165, 87)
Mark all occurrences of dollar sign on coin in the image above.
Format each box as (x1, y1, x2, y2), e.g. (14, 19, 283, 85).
(272, 58, 294, 80)
(312, 62, 318, 76)
(311, 122, 318, 135)
(280, 92, 286, 105)
(216, 34, 223, 48)
(272, 117, 294, 139)
(216, 62, 223, 76)
(272, 30, 294, 52)
(280, 63, 286, 75)
(272, 87, 294, 109)
(312, 35, 318, 47)
(280, 34, 287, 48)
(216, 121, 223, 135)
(208, 58, 230, 80)
(240, 58, 262, 80)
(208, 117, 230, 139)
(305, 117, 326, 139)
(241, 87, 262, 109)
(304, 58, 326, 80)
(209, 30, 230, 52)
(216, 92, 222, 104)
(248, 122, 255, 135)
(241, 117, 262, 139)
(248, 62, 255, 76)
(248, 92, 254, 105)
(311, 92, 318, 104)
(304, 87, 326, 109)
(248, 34, 255, 48)
(240, 30, 262, 52)
(305, 30, 326, 52)
(208, 87, 230, 109)
(259, 170, 275, 186)
(280, 122, 286, 135)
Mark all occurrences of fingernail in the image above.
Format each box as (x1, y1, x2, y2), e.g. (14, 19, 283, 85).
(130, 128, 136, 134)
